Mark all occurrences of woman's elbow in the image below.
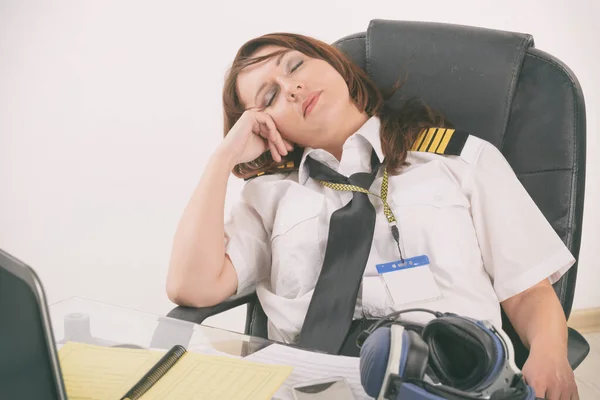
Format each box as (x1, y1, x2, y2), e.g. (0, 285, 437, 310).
(165, 276, 220, 308)
(166, 275, 199, 306)
(166, 257, 236, 307)
(166, 278, 188, 306)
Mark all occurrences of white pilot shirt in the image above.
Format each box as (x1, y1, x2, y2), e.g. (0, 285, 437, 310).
(223, 116, 575, 344)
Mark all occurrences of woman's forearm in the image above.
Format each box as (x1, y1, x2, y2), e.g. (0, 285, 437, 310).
(166, 144, 238, 305)
(500, 279, 568, 356)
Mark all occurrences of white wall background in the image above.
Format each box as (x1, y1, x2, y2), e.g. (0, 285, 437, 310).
(1, 0, 599, 333)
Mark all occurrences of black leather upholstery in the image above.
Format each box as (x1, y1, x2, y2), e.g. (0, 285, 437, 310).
(166, 19, 588, 368)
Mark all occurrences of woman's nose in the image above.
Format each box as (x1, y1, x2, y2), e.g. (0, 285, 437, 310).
(278, 78, 303, 101)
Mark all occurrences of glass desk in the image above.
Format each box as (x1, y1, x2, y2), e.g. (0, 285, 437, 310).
(48, 297, 369, 400)
(48, 297, 273, 357)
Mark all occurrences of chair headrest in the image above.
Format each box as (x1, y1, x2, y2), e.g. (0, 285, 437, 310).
(345, 19, 534, 143)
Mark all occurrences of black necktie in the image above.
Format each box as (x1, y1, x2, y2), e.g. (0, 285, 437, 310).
(298, 150, 381, 354)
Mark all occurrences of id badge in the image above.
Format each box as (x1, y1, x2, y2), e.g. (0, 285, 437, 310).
(375, 255, 442, 306)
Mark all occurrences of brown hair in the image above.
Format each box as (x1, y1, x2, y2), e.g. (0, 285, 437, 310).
(222, 32, 451, 179)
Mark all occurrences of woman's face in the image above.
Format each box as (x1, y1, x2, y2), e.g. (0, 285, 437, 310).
(236, 45, 364, 151)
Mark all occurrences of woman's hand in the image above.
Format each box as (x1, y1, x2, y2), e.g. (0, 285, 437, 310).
(500, 280, 579, 399)
(521, 349, 578, 399)
(220, 110, 293, 166)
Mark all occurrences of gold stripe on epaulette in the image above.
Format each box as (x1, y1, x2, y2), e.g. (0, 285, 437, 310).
(274, 161, 296, 169)
(429, 128, 446, 153)
(418, 128, 436, 152)
(435, 129, 455, 154)
(412, 129, 427, 151)
(245, 160, 297, 181)
(411, 128, 457, 154)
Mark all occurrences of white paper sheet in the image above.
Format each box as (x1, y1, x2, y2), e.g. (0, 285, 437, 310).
(244, 344, 373, 400)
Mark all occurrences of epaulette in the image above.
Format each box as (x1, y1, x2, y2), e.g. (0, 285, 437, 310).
(243, 160, 297, 181)
(411, 127, 469, 156)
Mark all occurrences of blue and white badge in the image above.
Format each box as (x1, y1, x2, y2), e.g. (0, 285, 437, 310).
(376, 255, 442, 306)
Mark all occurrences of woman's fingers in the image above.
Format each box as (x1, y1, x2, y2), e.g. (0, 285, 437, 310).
(249, 111, 295, 163)
(255, 113, 288, 159)
(283, 139, 294, 152)
(267, 139, 282, 163)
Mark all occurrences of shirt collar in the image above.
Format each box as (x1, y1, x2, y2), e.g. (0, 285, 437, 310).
(297, 116, 383, 185)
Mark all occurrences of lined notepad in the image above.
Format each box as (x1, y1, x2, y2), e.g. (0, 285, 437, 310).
(58, 342, 293, 400)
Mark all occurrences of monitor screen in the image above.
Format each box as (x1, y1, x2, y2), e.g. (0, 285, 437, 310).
(0, 262, 62, 399)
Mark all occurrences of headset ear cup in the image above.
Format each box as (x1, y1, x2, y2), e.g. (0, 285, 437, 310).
(422, 316, 498, 390)
(401, 330, 429, 381)
(359, 327, 393, 398)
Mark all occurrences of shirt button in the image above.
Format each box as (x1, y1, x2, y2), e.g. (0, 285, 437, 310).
(434, 195, 443, 202)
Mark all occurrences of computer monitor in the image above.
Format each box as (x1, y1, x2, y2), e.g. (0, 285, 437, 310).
(0, 248, 67, 400)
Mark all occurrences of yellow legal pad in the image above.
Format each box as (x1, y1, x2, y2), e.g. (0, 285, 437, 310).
(58, 342, 293, 400)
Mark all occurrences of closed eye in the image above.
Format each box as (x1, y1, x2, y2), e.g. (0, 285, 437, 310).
(265, 88, 278, 108)
(290, 60, 303, 73)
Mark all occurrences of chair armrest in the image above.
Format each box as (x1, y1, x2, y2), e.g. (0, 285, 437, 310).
(166, 287, 258, 325)
(567, 327, 590, 370)
(151, 288, 258, 350)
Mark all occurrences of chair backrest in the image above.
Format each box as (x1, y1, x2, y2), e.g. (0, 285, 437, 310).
(335, 19, 586, 314)
(247, 20, 587, 364)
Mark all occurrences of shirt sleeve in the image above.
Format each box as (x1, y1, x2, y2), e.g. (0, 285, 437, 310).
(224, 197, 271, 294)
(469, 141, 576, 302)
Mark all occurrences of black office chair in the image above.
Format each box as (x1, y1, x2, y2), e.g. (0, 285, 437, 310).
(165, 19, 590, 369)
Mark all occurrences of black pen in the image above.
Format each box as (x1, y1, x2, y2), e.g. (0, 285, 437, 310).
(120, 344, 187, 400)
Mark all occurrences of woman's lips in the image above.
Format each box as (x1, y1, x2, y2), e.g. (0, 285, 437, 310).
(303, 91, 321, 118)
